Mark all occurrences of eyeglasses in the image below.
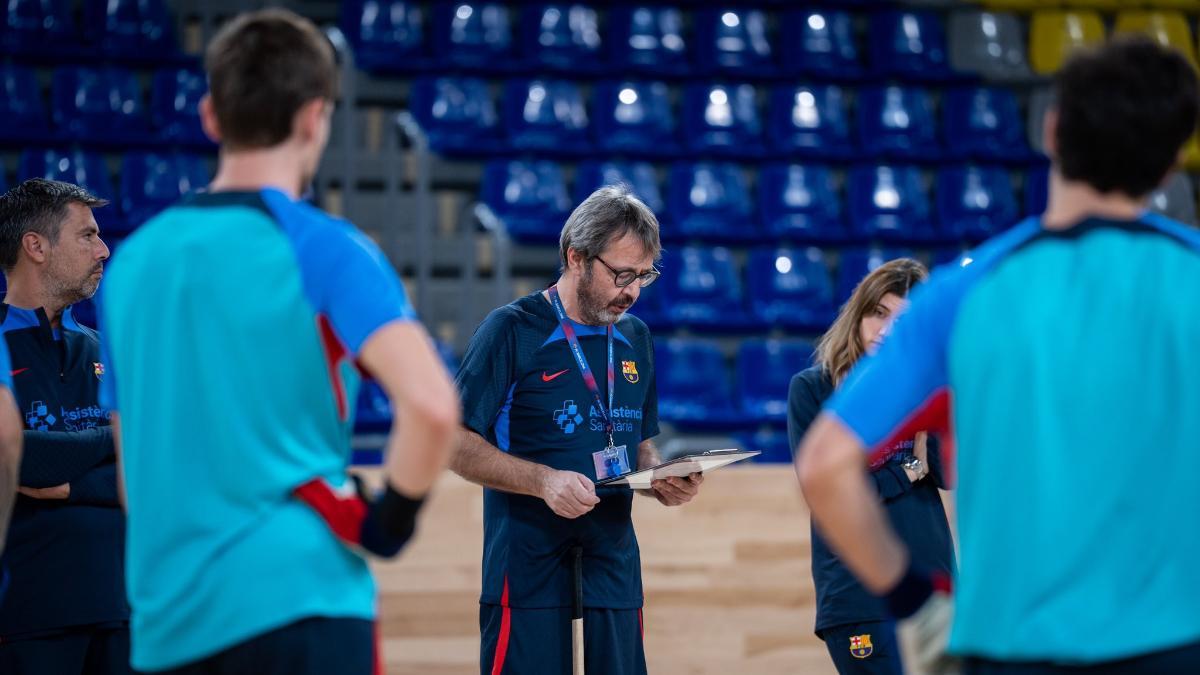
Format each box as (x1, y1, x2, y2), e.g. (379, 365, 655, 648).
(594, 255, 660, 288)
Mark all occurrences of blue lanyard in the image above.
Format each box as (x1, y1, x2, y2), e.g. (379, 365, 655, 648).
(548, 286, 616, 446)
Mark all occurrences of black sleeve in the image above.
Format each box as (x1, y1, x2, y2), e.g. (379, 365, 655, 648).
(454, 307, 518, 439)
(19, 426, 115, 488)
(926, 433, 948, 489)
(67, 460, 120, 507)
(641, 323, 659, 441)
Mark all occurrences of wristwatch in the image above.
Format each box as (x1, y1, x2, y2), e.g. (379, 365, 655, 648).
(901, 455, 927, 481)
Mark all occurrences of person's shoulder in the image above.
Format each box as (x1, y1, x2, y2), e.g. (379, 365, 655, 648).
(476, 293, 547, 341)
(791, 365, 831, 396)
(617, 312, 651, 340)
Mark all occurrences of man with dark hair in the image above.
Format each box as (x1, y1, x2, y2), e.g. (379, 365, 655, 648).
(0, 178, 126, 674)
(453, 185, 703, 674)
(797, 38, 1200, 675)
(98, 9, 459, 675)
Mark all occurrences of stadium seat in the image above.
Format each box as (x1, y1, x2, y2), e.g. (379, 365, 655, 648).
(1113, 11, 1197, 67)
(836, 247, 914, 303)
(767, 84, 855, 160)
(0, 65, 53, 144)
(480, 159, 571, 242)
(1148, 172, 1197, 226)
(655, 338, 742, 426)
(737, 339, 815, 423)
(694, 9, 774, 76)
(780, 9, 862, 78)
(151, 68, 211, 148)
(5, 0, 76, 57)
(503, 79, 590, 155)
(342, 0, 428, 72)
(758, 163, 844, 242)
(656, 246, 752, 329)
(857, 86, 941, 161)
(409, 76, 502, 155)
(355, 380, 392, 434)
(943, 87, 1030, 161)
(937, 165, 1019, 242)
(948, 11, 1030, 80)
(746, 247, 836, 330)
(870, 10, 951, 80)
(667, 162, 756, 242)
(1147, 0, 1200, 10)
(847, 165, 937, 244)
(574, 161, 665, 217)
(681, 84, 764, 159)
(1062, 0, 1125, 9)
(606, 6, 688, 76)
(18, 149, 118, 226)
(1024, 165, 1049, 216)
(592, 81, 678, 158)
(520, 4, 602, 73)
(741, 428, 793, 465)
(52, 67, 147, 144)
(979, 0, 1042, 9)
(120, 153, 210, 230)
(1027, 87, 1053, 157)
(432, 2, 514, 71)
(83, 0, 176, 60)
(1184, 135, 1200, 172)
(1030, 11, 1104, 75)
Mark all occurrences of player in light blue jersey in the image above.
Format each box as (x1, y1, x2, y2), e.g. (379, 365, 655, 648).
(797, 38, 1200, 675)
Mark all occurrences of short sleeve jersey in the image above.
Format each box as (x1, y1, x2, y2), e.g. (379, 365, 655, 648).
(455, 292, 659, 610)
(97, 189, 415, 672)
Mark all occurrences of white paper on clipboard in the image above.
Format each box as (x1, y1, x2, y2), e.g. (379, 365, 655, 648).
(595, 449, 760, 490)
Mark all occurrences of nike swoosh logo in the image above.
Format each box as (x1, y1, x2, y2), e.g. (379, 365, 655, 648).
(542, 369, 569, 382)
(10, 368, 28, 376)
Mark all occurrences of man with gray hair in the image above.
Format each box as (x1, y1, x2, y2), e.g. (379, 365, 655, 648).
(453, 185, 702, 674)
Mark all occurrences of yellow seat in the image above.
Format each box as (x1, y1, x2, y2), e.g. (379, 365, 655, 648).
(980, 0, 1050, 9)
(1182, 135, 1200, 171)
(1114, 11, 1197, 67)
(1145, 0, 1200, 10)
(1062, 0, 1123, 8)
(1030, 11, 1106, 75)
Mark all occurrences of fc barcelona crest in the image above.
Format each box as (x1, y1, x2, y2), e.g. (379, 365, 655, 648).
(621, 360, 639, 384)
(849, 634, 873, 659)
(93, 362, 105, 380)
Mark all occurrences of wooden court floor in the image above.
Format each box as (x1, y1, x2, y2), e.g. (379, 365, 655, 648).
(370, 466, 837, 675)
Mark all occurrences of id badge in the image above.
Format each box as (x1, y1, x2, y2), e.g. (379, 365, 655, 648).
(592, 445, 631, 480)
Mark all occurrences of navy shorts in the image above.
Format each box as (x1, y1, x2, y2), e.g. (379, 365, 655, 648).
(141, 617, 376, 675)
(964, 638, 1200, 675)
(0, 624, 130, 675)
(480, 604, 646, 675)
(820, 621, 903, 675)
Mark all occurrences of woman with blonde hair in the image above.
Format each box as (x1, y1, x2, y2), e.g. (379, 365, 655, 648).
(787, 258, 954, 675)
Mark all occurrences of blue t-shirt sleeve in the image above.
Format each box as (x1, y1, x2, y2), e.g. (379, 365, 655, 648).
(826, 270, 957, 455)
(0, 338, 11, 391)
(455, 308, 517, 439)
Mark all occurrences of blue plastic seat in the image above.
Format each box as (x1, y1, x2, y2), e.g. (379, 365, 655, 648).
(5, 0, 76, 57)
(592, 80, 678, 158)
(1025, 165, 1049, 216)
(758, 163, 843, 242)
(574, 161, 664, 218)
(433, 2, 514, 71)
(503, 79, 590, 155)
(836, 247, 914, 303)
(120, 152, 209, 229)
(780, 9, 862, 78)
(480, 159, 571, 242)
(18, 149, 118, 226)
(0, 65, 53, 144)
(768, 84, 855, 160)
(746, 247, 836, 330)
(738, 339, 815, 422)
(654, 338, 741, 426)
(847, 165, 937, 243)
(151, 68, 211, 147)
(858, 86, 941, 161)
(694, 9, 774, 76)
(656, 246, 751, 329)
(606, 6, 688, 76)
(943, 87, 1030, 162)
(681, 83, 764, 159)
(870, 10, 951, 80)
(936, 165, 1018, 242)
(83, 0, 176, 59)
(740, 428, 793, 464)
(410, 76, 501, 155)
(520, 4, 602, 73)
(52, 67, 147, 144)
(342, 0, 427, 72)
(667, 162, 756, 242)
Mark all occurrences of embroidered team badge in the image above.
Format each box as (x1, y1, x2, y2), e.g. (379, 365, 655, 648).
(621, 360, 639, 384)
(849, 634, 873, 659)
(93, 362, 105, 380)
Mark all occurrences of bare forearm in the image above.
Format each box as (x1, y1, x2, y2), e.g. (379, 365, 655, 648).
(636, 439, 662, 470)
(451, 429, 547, 498)
(383, 405, 458, 499)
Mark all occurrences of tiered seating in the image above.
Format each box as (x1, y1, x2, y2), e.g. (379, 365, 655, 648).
(574, 161, 664, 217)
(857, 86, 940, 161)
(432, 2, 513, 71)
(758, 164, 843, 242)
(948, 11, 1030, 80)
(745, 247, 836, 330)
(151, 68, 212, 148)
(0, 66, 53, 144)
(847, 165, 936, 243)
(767, 85, 855, 160)
(780, 9, 862, 78)
(737, 339, 814, 423)
(652, 246, 752, 330)
(666, 162, 756, 242)
(606, 6, 688, 76)
(592, 81, 677, 158)
(654, 338, 743, 427)
(503, 79, 590, 155)
(1030, 11, 1105, 75)
(937, 165, 1019, 242)
(120, 152, 210, 229)
(870, 10, 952, 80)
(693, 9, 774, 76)
(52, 67, 147, 145)
(681, 84, 764, 158)
(942, 87, 1030, 162)
(481, 159, 571, 242)
(520, 4, 602, 74)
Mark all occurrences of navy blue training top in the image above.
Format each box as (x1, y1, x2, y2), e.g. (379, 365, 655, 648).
(455, 291, 659, 609)
(788, 365, 954, 634)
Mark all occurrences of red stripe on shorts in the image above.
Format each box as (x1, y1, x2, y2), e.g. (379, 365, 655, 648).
(490, 577, 512, 675)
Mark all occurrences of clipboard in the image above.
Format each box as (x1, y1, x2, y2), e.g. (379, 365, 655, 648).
(595, 449, 760, 489)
